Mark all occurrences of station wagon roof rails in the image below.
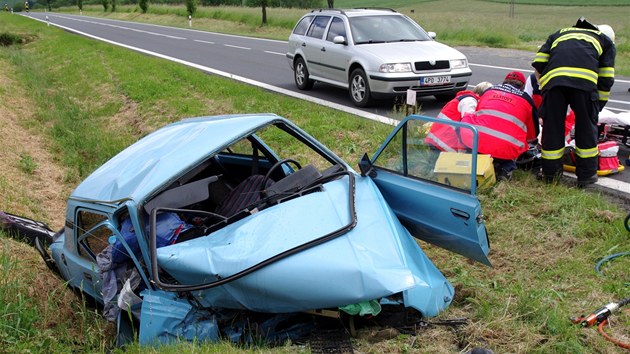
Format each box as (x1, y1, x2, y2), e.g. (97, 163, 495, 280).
(352, 8, 397, 12)
(310, 8, 346, 15)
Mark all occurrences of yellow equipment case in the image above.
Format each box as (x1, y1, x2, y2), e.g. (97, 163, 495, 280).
(433, 152, 496, 190)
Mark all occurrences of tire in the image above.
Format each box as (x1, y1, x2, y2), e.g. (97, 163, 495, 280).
(294, 57, 314, 90)
(349, 68, 371, 107)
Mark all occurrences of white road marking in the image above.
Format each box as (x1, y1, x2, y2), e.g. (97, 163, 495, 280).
(224, 44, 251, 50)
(45, 14, 186, 39)
(265, 51, 285, 56)
(194, 40, 215, 44)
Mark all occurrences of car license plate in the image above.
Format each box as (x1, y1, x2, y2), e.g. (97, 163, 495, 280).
(420, 76, 451, 85)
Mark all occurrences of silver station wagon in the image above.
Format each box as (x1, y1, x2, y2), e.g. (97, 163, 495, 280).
(287, 8, 472, 107)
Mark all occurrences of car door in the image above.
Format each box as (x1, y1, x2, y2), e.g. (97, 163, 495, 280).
(301, 15, 332, 79)
(361, 115, 491, 266)
(319, 16, 351, 84)
(61, 208, 113, 301)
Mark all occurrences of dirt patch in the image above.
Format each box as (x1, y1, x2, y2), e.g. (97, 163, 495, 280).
(0, 58, 68, 229)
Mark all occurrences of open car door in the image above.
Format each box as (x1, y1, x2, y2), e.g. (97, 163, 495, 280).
(361, 115, 491, 266)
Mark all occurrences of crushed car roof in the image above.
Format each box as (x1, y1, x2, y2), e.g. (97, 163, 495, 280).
(71, 114, 281, 202)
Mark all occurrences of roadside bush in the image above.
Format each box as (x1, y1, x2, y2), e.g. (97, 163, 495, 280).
(200, 0, 241, 4)
(0, 32, 23, 46)
(186, 0, 196, 15)
(139, 0, 148, 12)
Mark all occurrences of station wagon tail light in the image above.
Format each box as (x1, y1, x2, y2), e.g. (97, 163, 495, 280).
(379, 63, 412, 73)
(449, 59, 468, 69)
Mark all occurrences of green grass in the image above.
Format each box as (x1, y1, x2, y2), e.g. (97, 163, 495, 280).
(0, 236, 111, 352)
(1, 7, 630, 354)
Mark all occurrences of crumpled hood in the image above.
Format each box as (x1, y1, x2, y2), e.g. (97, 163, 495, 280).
(156, 175, 453, 315)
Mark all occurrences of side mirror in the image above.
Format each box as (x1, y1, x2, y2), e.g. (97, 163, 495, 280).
(358, 153, 374, 177)
(333, 35, 347, 45)
(427, 31, 436, 39)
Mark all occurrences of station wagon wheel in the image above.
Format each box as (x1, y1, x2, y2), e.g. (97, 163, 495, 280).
(294, 57, 314, 90)
(349, 68, 371, 107)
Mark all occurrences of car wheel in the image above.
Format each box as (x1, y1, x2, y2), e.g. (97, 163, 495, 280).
(349, 68, 371, 107)
(294, 58, 314, 90)
(435, 93, 456, 102)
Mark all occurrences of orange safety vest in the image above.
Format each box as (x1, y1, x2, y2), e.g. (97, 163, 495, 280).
(425, 90, 479, 152)
(460, 84, 538, 160)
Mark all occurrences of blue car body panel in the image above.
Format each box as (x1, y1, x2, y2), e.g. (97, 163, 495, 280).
(71, 114, 280, 202)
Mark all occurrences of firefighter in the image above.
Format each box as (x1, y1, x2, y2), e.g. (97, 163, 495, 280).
(532, 18, 616, 186)
(524, 72, 575, 144)
(460, 71, 539, 181)
(425, 81, 493, 152)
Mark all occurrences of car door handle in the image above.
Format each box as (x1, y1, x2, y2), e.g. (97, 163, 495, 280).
(450, 208, 470, 220)
(301, 42, 306, 47)
(83, 272, 93, 281)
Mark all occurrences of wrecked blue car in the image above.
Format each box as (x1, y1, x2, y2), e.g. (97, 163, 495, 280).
(35, 113, 490, 345)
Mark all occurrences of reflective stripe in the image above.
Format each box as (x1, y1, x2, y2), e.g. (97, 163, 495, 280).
(425, 132, 456, 152)
(437, 112, 453, 121)
(533, 52, 549, 63)
(475, 125, 525, 149)
(599, 67, 614, 78)
(598, 90, 610, 101)
(576, 146, 598, 158)
(539, 67, 598, 88)
(477, 109, 527, 131)
(551, 33, 603, 56)
(541, 147, 564, 160)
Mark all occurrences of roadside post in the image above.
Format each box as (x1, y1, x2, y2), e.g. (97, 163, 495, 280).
(405, 89, 417, 115)
(188, 15, 192, 27)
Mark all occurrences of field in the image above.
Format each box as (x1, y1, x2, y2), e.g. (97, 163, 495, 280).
(1, 1, 630, 353)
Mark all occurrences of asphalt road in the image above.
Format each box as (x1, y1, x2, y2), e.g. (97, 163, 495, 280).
(21, 12, 630, 192)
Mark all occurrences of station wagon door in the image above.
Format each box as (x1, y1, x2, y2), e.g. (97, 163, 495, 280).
(363, 115, 491, 266)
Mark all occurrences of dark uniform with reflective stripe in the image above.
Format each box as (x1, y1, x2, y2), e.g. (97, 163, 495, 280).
(532, 21, 615, 181)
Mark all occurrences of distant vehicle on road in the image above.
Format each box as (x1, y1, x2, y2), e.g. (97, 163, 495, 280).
(286, 8, 472, 107)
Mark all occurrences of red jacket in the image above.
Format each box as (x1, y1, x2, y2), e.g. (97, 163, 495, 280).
(460, 84, 538, 160)
(426, 90, 479, 152)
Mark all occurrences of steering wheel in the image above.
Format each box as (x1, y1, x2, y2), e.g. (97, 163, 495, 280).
(261, 158, 302, 197)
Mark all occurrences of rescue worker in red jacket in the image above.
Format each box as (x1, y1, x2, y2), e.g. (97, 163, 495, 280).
(532, 18, 616, 186)
(460, 71, 539, 180)
(425, 82, 493, 152)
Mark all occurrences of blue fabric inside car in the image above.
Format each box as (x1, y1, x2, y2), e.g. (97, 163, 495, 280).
(112, 212, 192, 264)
